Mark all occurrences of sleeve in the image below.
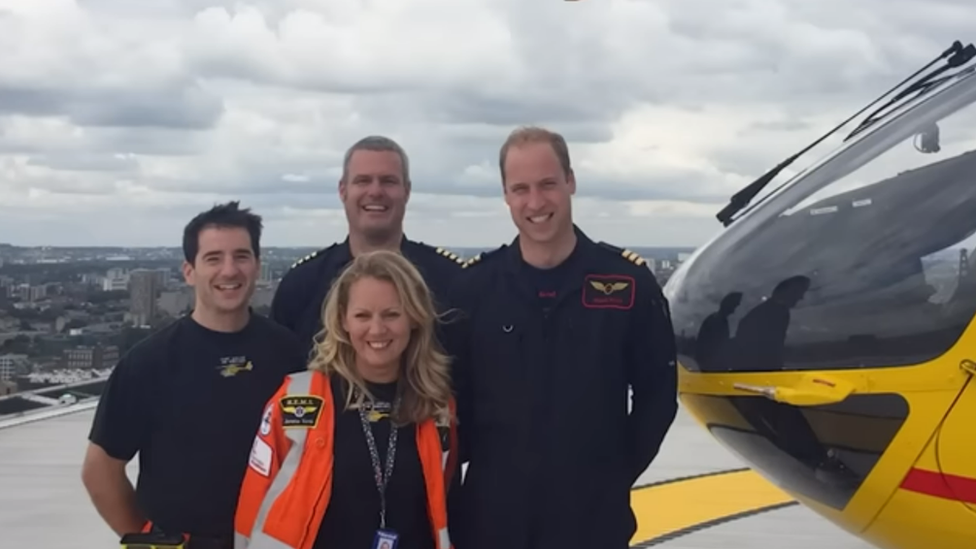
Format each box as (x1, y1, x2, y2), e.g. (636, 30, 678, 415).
(625, 274, 679, 483)
(279, 330, 311, 374)
(444, 397, 461, 488)
(440, 275, 474, 465)
(269, 269, 299, 331)
(235, 381, 293, 541)
(87, 354, 149, 461)
(444, 396, 464, 533)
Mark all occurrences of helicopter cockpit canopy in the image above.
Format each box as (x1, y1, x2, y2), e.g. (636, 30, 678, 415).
(668, 66, 976, 373)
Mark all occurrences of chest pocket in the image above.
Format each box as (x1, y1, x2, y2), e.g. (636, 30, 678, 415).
(553, 304, 632, 399)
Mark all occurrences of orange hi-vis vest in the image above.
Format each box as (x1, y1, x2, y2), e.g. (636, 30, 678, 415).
(233, 370, 457, 549)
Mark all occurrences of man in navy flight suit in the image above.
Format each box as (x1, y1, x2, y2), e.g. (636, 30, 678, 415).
(270, 135, 466, 358)
(444, 125, 679, 549)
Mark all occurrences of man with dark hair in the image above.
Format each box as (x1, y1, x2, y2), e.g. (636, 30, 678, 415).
(445, 126, 678, 549)
(270, 135, 466, 358)
(81, 201, 306, 549)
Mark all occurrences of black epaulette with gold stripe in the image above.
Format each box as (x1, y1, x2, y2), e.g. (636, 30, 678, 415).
(462, 244, 506, 269)
(435, 246, 466, 266)
(620, 248, 646, 266)
(598, 241, 647, 267)
(290, 243, 337, 269)
(291, 251, 318, 269)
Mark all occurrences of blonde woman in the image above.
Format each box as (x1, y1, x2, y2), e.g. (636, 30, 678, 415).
(234, 250, 457, 549)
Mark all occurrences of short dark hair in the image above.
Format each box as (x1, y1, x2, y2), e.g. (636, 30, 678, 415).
(182, 201, 263, 264)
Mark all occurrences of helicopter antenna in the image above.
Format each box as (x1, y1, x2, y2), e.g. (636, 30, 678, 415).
(715, 40, 975, 227)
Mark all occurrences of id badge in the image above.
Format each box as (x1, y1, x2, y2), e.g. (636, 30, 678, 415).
(372, 529, 399, 549)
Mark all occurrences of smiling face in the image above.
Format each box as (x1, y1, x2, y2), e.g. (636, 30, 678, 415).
(502, 141, 576, 245)
(341, 275, 412, 382)
(339, 149, 410, 242)
(182, 225, 259, 315)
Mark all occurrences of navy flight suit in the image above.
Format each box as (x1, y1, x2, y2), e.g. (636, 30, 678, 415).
(444, 225, 678, 549)
(270, 236, 466, 359)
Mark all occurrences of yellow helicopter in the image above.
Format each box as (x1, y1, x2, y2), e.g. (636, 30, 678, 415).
(663, 39, 976, 549)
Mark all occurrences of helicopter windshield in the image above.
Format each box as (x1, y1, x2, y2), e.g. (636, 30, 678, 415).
(668, 68, 976, 372)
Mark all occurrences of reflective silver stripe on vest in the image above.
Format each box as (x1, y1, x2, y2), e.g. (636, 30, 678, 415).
(241, 371, 314, 549)
(437, 527, 450, 549)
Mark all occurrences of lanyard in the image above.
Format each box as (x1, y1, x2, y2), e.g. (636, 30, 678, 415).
(358, 392, 402, 529)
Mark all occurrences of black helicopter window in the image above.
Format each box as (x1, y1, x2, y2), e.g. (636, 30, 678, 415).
(670, 79, 976, 372)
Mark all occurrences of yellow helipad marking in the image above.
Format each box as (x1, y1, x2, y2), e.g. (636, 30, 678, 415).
(630, 469, 794, 545)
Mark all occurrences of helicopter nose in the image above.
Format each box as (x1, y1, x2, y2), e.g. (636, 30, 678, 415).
(664, 51, 976, 549)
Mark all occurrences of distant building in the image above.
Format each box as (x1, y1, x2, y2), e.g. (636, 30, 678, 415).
(129, 269, 160, 326)
(61, 345, 120, 370)
(252, 287, 274, 308)
(159, 287, 194, 317)
(645, 257, 657, 274)
(0, 379, 15, 396)
(14, 284, 47, 302)
(0, 354, 28, 382)
(106, 267, 129, 280)
(102, 277, 128, 291)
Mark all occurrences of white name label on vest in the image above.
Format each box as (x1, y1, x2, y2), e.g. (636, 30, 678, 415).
(249, 435, 273, 477)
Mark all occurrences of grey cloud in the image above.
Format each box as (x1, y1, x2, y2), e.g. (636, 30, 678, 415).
(11, 178, 119, 196)
(706, 147, 788, 182)
(78, 0, 305, 22)
(2, 105, 761, 206)
(4, 0, 975, 247)
(744, 119, 813, 133)
(0, 82, 223, 130)
(73, 85, 223, 129)
(2, 125, 207, 157)
(134, 168, 726, 207)
(26, 153, 139, 173)
(416, 94, 624, 138)
(90, 127, 210, 156)
(659, 0, 972, 106)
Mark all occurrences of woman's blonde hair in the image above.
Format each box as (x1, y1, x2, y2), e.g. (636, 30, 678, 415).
(308, 249, 453, 426)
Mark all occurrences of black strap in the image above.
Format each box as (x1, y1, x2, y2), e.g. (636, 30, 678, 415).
(147, 524, 231, 549)
(358, 391, 402, 529)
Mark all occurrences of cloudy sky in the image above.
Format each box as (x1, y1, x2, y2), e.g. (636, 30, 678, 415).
(0, 0, 973, 248)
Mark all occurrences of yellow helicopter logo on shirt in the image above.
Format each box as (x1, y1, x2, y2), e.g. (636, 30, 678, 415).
(218, 360, 253, 378)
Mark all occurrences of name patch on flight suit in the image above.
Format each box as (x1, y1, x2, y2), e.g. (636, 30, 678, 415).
(582, 274, 636, 309)
(279, 395, 324, 428)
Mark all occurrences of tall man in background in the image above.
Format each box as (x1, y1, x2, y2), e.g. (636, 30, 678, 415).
(270, 135, 466, 358)
(445, 126, 679, 549)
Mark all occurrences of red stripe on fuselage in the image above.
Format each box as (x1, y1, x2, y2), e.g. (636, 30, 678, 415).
(900, 468, 976, 504)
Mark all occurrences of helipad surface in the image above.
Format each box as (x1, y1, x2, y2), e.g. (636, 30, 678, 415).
(0, 405, 876, 548)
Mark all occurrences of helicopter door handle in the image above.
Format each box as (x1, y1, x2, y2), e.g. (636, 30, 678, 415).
(733, 374, 855, 406)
